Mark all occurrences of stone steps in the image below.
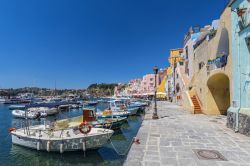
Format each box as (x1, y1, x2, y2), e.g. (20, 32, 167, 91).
(191, 96, 202, 114)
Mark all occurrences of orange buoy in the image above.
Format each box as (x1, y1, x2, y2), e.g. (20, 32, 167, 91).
(8, 128, 16, 132)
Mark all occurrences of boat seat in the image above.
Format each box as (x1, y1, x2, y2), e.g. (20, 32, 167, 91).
(55, 119, 69, 130)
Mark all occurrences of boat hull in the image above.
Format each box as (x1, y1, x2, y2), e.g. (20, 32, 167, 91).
(11, 129, 113, 152)
(127, 107, 139, 115)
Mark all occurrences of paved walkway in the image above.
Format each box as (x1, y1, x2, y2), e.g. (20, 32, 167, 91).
(124, 101, 250, 166)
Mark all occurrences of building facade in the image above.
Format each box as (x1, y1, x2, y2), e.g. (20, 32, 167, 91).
(228, 0, 250, 136)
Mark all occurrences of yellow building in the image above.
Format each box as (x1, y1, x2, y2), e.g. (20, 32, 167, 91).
(157, 75, 167, 98)
(168, 49, 184, 65)
(182, 7, 232, 115)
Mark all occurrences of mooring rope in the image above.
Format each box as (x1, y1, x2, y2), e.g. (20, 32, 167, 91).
(109, 137, 135, 156)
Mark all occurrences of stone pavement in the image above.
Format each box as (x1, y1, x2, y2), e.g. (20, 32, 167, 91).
(124, 101, 250, 166)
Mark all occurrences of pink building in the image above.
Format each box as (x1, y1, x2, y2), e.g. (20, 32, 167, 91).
(127, 78, 143, 96)
(141, 74, 159, 96)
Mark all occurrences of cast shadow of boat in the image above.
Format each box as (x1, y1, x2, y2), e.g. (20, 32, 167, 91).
(10, 144, 124, 166)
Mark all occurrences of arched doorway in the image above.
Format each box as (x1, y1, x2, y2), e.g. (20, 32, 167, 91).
(207, 73, 230, 115)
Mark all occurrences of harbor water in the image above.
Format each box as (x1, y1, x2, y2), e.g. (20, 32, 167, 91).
(0, 102, 144, 166)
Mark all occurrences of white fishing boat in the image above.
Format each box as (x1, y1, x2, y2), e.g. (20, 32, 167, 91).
(109, 100, 139, 115)
(12, 110, 39, 119)
(10, 120, 114, 153)
(0, 97, 6, 103)
(95, 110, 130, 118)
(28, 107, 59, 116)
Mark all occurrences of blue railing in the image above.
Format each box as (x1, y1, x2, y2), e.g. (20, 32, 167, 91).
(207, 55, 228, 71)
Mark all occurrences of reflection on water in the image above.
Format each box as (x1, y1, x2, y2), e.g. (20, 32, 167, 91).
(0, 103, 144, 166)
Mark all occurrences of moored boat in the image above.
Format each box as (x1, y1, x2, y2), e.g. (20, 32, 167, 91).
(28, 107, 59, 116)
(10, 124, 113, 153)
(61, 109, 128, 130)
(85, 101, 98, 107)
(127, 107, 139, 115)
(12, 110, 39, 119)
(9, 105, 26, 110)
(95, 110, 130, 118)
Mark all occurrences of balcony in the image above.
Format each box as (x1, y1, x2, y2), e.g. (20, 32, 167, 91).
(207, 55, 228, 72)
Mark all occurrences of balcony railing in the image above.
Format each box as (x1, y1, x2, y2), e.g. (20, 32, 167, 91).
(207, 55, 228, 72)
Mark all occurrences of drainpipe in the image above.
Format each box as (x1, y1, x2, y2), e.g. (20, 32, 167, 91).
(235, 25, 241, 132)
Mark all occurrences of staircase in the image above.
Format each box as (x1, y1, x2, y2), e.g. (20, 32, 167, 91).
(191, 96, 202, 114)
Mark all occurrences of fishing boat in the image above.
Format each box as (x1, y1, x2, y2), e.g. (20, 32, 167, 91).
(109, 100, 139, 115)
(70, 104, 80, 109)
(95, 109, 130, 118)
(128, 100, 149, 111)
(0, 97, 6, 103)
(9, 105, 26, 110)
(85, 101, 98, 107)
(12, 110, 39, 119)
(28, 107, 59, 116)
(82, 109, 127, 130)
(9, 120, 114, 153)
(126, 107, 139, 115)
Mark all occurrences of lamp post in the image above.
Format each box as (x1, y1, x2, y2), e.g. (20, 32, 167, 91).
(152, 66, 159, 119)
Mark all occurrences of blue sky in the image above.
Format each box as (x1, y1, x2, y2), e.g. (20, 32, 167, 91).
(0, 0, 228, 89)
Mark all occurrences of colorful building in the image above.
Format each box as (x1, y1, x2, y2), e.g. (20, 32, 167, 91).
(165, 67, 173, 100)
(181, 6, 232, 115)
(127, 78, 143, 96)
(228, 0, 250, 136)
(141, 74, 158, 96)
(157, 68, 168, 99)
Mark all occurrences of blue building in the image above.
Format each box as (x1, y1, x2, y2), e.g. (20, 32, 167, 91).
(228, 0, 250, 136)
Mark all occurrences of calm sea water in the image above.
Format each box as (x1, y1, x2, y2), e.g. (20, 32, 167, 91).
(0, 102, 144, 166)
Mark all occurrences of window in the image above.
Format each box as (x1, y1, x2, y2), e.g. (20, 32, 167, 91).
(199, 62, 205, 70)
(185, 46, 189, 59)
(246, 37, 250, 53)
(150, 78, 154, 81)
(185, 61, 189, 75)
(176, 73, 179, 79)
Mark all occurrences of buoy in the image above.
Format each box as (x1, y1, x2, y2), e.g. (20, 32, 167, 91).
(60, 142, 64, 154)
(47, 141, 51, 152)
(133, 137, 140, 145)
(36, 141, 40, 151)
(8, 128, 16, 132)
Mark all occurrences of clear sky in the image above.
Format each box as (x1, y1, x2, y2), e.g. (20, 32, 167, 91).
(0, 0, 228, 89)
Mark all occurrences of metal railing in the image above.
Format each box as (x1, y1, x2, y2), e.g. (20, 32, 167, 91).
(207, 55, 228, 72)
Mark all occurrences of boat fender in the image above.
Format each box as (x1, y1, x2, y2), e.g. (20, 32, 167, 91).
(60, 142, 64, 154)
(79, 122, 92, 134)
(82, 141, 86, 151)
(47, 141, 51, 152)
(37, 141, 40, 151)
(133, 137, 140, 145)
(8, 128, 16, 132)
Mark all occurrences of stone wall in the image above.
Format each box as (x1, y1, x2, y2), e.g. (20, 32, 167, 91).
(227, 111, 236, 129)
(227, 111, 250, 137)
(239, 113, 250, 136)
